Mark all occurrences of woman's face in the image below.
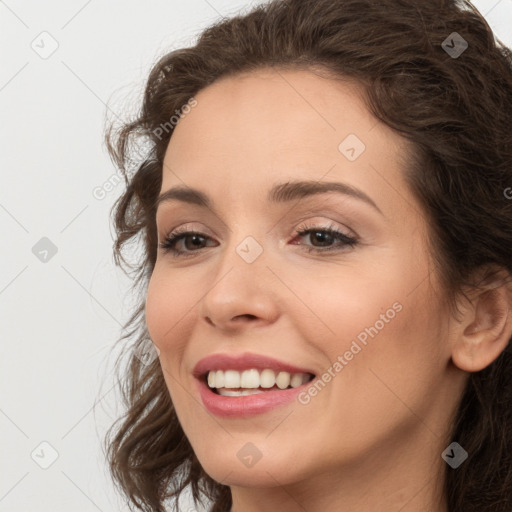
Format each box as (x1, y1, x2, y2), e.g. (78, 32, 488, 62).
(145, 69, 466, 496)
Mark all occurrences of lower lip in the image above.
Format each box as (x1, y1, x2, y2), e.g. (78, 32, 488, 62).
(195, 377, 312, 418)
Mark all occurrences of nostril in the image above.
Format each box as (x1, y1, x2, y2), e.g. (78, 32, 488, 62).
(234, 314, 257, 321)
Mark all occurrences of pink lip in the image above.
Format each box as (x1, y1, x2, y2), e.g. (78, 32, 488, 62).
(192, 352, 315, 377)
(192, 352, 316, 418)
(194, 377, 314, 418)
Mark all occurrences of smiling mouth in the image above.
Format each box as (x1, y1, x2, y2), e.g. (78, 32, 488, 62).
(203, 369, 315, 395)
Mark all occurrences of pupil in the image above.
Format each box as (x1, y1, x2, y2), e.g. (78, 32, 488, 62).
(187, 235, 204, 249)
(312, 231, 332, 246)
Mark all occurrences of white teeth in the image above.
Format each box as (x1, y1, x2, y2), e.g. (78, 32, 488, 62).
(206, 368, 312, 390)
(290, 373, 304, 388)
(215, 370, 225, 388)
(275, 371, 291, 389)
(260, 369, 276, 388)
(240, 369, 260, 388)
(224, 370, 240, 388)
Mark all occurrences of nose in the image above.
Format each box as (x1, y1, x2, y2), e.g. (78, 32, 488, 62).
(199, 237, 281, 332)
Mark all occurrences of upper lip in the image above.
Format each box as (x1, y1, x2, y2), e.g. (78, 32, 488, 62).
(193, 352, 316, 378)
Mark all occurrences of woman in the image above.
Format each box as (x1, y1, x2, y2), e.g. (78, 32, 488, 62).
(104, 0, 512, 510)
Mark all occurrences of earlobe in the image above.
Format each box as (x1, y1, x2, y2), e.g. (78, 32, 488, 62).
(451, 276, 512, 373)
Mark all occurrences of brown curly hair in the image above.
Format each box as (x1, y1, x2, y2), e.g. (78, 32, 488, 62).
(102, 0, 512, 511)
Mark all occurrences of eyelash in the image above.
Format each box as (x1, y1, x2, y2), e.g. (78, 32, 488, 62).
(158, 222, 358, 258)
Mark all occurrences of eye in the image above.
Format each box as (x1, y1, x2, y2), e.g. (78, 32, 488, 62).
(159, 227, 216, 258)
(292, 221, 358, 253)
(158, 222, 358, 258)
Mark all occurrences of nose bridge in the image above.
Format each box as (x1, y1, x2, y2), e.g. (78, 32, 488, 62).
(218, 210, 269, 269)
(199, 222, 278, 327)
(212, 224, 268, 294)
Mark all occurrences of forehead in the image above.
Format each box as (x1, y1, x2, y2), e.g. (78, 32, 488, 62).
(165, 67, 385, 161)
(160, 68, 413, 218)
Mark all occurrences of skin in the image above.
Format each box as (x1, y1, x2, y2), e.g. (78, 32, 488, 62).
(145, 68, 512, 512)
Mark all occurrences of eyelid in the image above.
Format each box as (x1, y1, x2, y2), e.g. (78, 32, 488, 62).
(158, 218, 360, 259)
(158, 222, 213, 242)
(295, 219, 356, 238)
(287, 213, 358, 237)
(159, 215, 359, 243)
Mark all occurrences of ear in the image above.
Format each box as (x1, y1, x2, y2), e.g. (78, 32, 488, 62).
(451, 269, 512, 372)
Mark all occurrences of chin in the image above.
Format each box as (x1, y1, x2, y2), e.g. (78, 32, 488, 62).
(195, 446, 308, 489)
(204, 463, 295, 488)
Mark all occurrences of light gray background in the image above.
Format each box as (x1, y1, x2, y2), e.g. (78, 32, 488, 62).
(1, 1, 511, 511)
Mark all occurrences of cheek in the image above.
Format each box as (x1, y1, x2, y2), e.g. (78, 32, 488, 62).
(145, 269, 198, 417)
(324, 283, 445, 430)
(145, 267, 195, 356)
(293, 260, 444, 409)
(287, 265, 404, 356)
(144, 273, 168, 346)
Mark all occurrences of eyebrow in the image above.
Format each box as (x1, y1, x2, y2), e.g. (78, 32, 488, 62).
(155, 180, 383, 215)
